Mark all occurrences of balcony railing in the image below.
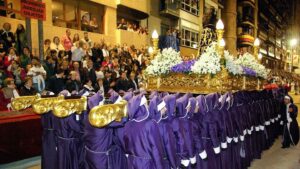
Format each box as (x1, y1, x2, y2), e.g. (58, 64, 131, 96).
(160, 0, 180, 18)
(238, 34, 255, 46)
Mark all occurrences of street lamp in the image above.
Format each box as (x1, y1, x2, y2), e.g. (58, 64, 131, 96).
(148, 47, 154, 54)
(290, 39, 298, 72)
(216, 19, 224, 58)
(219, 38, 225, 57)
(290, 39, 297, 47)
(151, 30, 159, 57)
(258, 53, 263, 63)
(148, 47, 154, 60)
(216, 19, 224, 43)
(253, 38, 260, 60)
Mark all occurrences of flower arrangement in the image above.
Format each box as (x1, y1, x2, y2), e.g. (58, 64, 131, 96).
(242, 67, 256, 77)
(191, 43, 221, 75)
(170, 60, 196, 73)
(224, 50, 243, 75)
(145, 48, 182, 76)
(236, 52, 269, 79)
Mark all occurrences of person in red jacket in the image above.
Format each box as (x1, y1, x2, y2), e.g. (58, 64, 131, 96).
(4, 47, 19, 71)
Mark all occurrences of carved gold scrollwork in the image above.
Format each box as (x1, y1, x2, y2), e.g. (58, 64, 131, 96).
(89, 100, 127, 128)
(32, 96, 63, 114)
(11, 95, 39, 111)
(52, 97, 87, 118)
(146, 69, 264, 94)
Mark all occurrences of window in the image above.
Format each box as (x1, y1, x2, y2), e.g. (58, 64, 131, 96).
(0, 0, 24, 19)
(181, 27, 199, 48)
(52, 0, 104, 34)
(181, 0, 199, 16)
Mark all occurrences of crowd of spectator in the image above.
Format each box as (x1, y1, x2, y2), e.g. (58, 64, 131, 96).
(117, 18, 148, 35)
(0, 22, 150, 110)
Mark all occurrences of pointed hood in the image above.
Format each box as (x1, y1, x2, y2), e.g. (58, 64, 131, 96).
(163, 94, 177, 119)
(196, 95, 208, 114)
(176, 93, 191, 117)
(205, 93, 219, 111)
(149, 96, 163, 122)
(217, 92, 232, 110)
(187, 97, 197, 118)
(233, 91, 244, 106)
(88, 92, 104, 109)
(109, 89, 120, 103)
(149, 91, 159, 100)
(128, 94, 149, 122)
(123, 91, 134, 101)
(161, 92, 169, 98)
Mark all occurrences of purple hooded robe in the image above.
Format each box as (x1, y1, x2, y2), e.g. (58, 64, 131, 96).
(149, 95, 178, 169)
(84, 92, 124, 169)
(123, 94, 165, 169)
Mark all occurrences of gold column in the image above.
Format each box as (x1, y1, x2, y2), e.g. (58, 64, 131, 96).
(222, 0, 237, 56)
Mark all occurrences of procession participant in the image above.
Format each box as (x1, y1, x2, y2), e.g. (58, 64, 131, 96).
(174, 93, 195, 168)
(123, 94, 165, 169)
(40, 92, 58, 169)
(149, 96, 178, 169)
(110, 90, 132, 169)
(220, 93, 237, 169)
(202, 93, 222, 169)
(281, 95, 299, 148)
(53, 90, 82, 169)
(84, 92, 124, 169)
(191, 95, 208, 169)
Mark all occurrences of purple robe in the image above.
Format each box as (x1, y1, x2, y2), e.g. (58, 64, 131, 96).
(149, 96, 178, 169)
(201, 93, 221, 169)
(189, 95, 207, 169)
(53, 107, 82, 169)
(84, 92, 124, 169)
(41, 112, 58, 169)
(173, 93, 194, 167)
(111, 91, 132, 169)
(124, 94, 165, 169)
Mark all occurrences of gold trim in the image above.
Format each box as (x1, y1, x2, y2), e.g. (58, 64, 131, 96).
(11, 95, 39, 111)
(52, 97, 87, 118)
(89, 100, 127, 128)
(146, 68, 265, 94)
(32, 96, 63, 114)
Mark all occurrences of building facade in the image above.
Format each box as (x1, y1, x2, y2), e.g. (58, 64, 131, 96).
(236, 0, 296, 72)
(0, 0, 223, 57)
(0, 0, 297, 70)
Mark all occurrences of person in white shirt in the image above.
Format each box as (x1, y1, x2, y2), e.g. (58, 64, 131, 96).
(102, 44, 109, 58)
(50, 36, 65, 53)
(71, 41, 85, 62)
(27, 58, 46, 92)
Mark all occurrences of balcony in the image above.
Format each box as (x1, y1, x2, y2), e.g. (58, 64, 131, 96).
(160, 0, 180, 19)
(238, 34, 255, 46)
(117, 0, 148, 14)
(240, 0, 255, 8)
(116, 29, 148, 48)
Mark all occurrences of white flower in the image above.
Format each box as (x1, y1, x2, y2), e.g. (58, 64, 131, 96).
(236, 52, 270, 79)
(224, 50, 243, 75)
(145, 48, 182, 76)
(191, 43, 221, 75)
